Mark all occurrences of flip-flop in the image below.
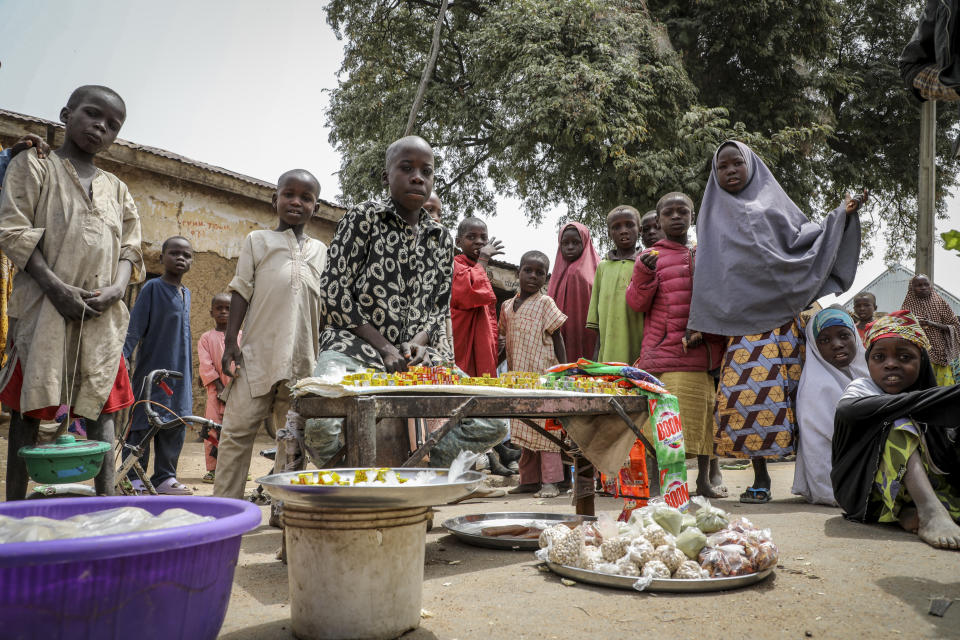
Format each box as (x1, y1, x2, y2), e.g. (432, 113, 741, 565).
(721, 462, 750, 470)
(739, 487, 771, 504)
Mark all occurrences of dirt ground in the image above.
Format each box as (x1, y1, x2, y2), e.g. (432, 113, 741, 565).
(3, 426, 959, 639)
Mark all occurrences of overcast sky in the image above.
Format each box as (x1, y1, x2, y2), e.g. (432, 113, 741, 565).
(1, 0, 958, 304)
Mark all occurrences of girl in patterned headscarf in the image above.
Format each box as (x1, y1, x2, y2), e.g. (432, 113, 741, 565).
(832, 311, 960, 550)
(901, 274, 960, 386)
(792, 309, 868, 506)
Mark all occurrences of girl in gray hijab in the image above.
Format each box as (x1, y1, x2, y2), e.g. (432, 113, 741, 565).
(688, 140, 865, 504)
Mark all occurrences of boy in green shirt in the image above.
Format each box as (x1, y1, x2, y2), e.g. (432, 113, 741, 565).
(586, 205, 645, 364)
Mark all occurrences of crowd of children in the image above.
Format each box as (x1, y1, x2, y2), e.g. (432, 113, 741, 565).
(0, 85, 957, 551)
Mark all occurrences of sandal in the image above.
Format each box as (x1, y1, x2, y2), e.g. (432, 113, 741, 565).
(156, 478, 193, 495)
(202, 471, 216, 484)
(739, 487, 771, 504)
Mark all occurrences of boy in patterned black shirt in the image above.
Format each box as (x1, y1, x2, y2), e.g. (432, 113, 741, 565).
(305, 136, 505, 467)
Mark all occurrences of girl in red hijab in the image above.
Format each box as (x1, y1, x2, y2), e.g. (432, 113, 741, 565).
(548, 222, 600, 362)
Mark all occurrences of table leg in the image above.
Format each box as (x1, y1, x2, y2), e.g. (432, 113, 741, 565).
(356, 397, 377, 466)
(573, 454, 595, 516)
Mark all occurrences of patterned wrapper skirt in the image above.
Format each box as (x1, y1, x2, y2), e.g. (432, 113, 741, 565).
(873, 419, 960, 523)
(714, 319, 805, 459)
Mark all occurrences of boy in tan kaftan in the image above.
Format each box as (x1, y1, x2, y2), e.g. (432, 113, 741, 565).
(0, 86, 143, 500)
(213, 170, 327, 500)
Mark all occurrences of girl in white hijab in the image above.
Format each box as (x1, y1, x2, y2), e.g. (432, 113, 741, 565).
(792, 308, 869, 505)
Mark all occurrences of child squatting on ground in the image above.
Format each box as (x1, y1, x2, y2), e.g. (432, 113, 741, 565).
(832, 311, 960, 550)
(791, 308, 868, 506)
(213, 169, 328, 500)
(0, 85, 143, 500)
(687, 140, 865, 504)
(197, 293, 238, 483)
(304, 136, 506, 468)
(501, 250, 567, 499)
(627, 192, 727, 498)
(122, 235, 195, 495)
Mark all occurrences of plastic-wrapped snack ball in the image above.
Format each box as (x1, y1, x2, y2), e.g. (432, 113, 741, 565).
(615, 555, 641, 577)
(673, 560, 708, 580)
(548, 525, 584, 566)
(655, 544, 687, 574)
(600, 536, 631, 562)
(578, 545, 603, 570)
(642, 523, 675, 548)
(641, 559, 671, 579)
(594, 561, 619, 574)
(539, 524, 571, 550)
(628, 539, 657, 568)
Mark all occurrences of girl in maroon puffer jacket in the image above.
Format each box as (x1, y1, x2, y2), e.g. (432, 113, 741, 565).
(626, 192, 727, 499)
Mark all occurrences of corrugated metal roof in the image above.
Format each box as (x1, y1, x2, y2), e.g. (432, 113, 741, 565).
(842, 264, 960, 316)
(0, 108, 344, 211)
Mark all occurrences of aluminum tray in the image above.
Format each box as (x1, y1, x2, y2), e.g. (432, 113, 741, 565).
(257, 468, 483, 509)
(442, 512, 597, 550)
(546, 561, 773, 593)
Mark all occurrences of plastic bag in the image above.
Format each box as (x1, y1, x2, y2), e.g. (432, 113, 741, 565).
(641, 523, 675, 548)
(693, 496, 729, 533)
(0, 507, 213, 543)
(698, 544, 754, 577)
(655, 544, 687, 573)
(627, 505, 655, 530)
(675, 526, 707, 559)
(600, 536, 630, 562)
(673, 560, 708, 579)
(632, 575, 654, 592)
(448, 450, 482, 481)
(641, 559, 671, 578)
(596, 511, 619, 541)
(652, 503, 683, 536)
(680, 513, 697, 531)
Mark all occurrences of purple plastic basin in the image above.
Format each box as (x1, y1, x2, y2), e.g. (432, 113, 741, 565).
(0, 496, 262, 640)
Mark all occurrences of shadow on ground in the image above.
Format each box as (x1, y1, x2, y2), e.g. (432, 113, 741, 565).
(239, 525, 283, 555)
(823, 515, 918, 543)
(219, 619, 293, 639)
(220, 620, 440, 639)
(876, 576, 960, 636)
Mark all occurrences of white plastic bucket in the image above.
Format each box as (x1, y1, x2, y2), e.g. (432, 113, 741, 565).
(283, 504, 430, 640)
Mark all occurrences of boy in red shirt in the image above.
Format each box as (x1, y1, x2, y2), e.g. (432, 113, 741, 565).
(451, 217, 504, 376)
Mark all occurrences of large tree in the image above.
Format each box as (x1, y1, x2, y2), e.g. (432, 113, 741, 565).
(326, 0, 956, 258)
(646, 0, 959, 261)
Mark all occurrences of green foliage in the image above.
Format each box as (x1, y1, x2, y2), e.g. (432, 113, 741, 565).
(943, 229, 960, 255)
(326, 0, 748, 234)
(326, 0, 958, 256)
(648, 0, 960, 262)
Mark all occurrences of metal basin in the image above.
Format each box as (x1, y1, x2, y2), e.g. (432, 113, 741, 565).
(257, 468, 483, 509)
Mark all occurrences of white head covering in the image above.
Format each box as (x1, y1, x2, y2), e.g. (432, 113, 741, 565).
(689, 141, 861, 336)
(792, 310, 869, 506)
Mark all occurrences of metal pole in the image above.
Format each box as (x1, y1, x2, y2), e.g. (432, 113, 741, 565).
(917, 100, 936, 281)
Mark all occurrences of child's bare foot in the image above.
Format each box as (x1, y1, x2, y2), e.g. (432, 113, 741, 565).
(695, 480, 727, 499)
(917, 510, 960, 550)
(534, 483, 560, 498)
(898, 506, 919, 533)
(508, 483, 539, 495)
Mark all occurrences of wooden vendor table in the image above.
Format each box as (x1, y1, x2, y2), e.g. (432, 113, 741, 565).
(294, 393, 659, 516)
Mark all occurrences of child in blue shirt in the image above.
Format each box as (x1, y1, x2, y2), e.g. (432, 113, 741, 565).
(122, 235, 194, 494)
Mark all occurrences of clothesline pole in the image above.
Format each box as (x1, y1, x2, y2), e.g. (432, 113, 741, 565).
(917, 99, 936, 281)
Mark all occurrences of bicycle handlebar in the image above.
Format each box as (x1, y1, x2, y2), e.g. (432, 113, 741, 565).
(141, 370, 220, 432)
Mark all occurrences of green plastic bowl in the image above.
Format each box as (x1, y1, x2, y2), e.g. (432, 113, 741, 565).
(18, 435, 111, 484)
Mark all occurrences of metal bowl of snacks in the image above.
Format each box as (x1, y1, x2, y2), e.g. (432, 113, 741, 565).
(257, 467, 484, 510)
